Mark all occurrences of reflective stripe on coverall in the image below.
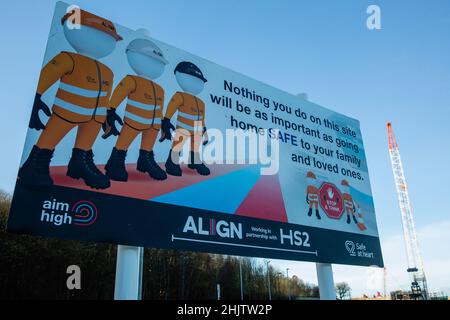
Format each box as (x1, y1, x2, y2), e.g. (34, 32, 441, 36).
(35, 51, 114, 151)
(307, 185, 319, 210)
(164, 91, 206, 152)
(111, 75, 165, 151)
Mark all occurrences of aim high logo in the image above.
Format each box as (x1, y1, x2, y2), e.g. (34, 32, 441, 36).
(40, 198, 98, 227)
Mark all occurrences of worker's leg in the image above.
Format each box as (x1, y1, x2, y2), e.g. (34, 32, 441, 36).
(67, 120, 110, 189)
(36, 115, 76, 150)
(314, 201, 321, 220)
(166, 129, 190, 176)
(74, 120, 102, 151)
(307, 198, 313, 216)
(351, 209, 358, 224)
(141, 128, 159, 151)
(172, 130, 190, 152)
(188, 131, 210, 176)
(105, 124, 140, 182)
(115, 124, 140, 151)
(137, 128, 167, 180)
(20, 115, 75, 188)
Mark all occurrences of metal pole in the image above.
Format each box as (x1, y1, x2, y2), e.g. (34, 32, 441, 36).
(181, 256, 186, 300)
(138, 247, 144, 300)
(114, 245, 143, 300)
(316, 263, 336, 300)
(266, 260, 272, 300)
(286, 268, 291, 300)
(239, 258, 244, 300)
(217, 284, 221, 300)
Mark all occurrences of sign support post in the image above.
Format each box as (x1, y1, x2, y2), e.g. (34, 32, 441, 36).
(316, 263, 336, 300)
(114, 245, 143, 300)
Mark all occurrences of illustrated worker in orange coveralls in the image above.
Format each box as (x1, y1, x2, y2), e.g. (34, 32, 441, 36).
(342, 179, 359, 225)
(18, 9, 122, 190)
(159, 62, 210, 177)
(306, 171, 321, 220)
(103, 39, 169, 182)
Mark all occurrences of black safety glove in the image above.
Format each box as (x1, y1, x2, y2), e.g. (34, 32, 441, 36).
(102, 108, 123, 139)
(159, 117, 176, 142)
(306, 195, 310, 204)
(202, 127, 209, 146)
(29, 93, 51, 131)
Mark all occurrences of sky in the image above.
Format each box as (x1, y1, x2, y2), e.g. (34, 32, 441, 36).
(0, 0, 449, 298)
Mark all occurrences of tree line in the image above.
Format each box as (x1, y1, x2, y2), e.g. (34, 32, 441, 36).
(0, 190, 319, 300)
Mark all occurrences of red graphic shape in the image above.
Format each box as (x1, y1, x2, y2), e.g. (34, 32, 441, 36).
(51, 164, 246, 201)
(319, 182, 344, 219)
(235, 174, 288, 223)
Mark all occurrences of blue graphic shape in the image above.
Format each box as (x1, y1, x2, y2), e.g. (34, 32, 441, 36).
(151, 166, 261, 214)
(350, 186, 374, 208)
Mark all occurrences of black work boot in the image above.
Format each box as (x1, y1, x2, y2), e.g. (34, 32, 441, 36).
(188, 151, 210, 176)
(18, 145, 54, 188)
(165, 149, 182, 177)
(315, 209, 321, 220)
(105, 148, 128, 182)
(352, 214, 359, 225)
(346, 215, 351, 224)
(67, 148, 111, 189)
(137, 150, 167, 181)
(307, 208, 313, 217)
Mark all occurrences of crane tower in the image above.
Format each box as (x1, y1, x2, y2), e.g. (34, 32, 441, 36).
(387, 123, 428, 299)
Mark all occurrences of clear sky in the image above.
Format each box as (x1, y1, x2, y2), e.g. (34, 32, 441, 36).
(1, 0, 449, 297)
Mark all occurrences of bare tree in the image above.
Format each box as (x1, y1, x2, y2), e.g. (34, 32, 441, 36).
(336, 282, 351, 300)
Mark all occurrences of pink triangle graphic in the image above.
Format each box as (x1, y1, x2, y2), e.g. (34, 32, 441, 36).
(235, 174, 288, 223)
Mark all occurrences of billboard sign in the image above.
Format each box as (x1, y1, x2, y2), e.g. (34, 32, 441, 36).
(7, 2, 383, 267)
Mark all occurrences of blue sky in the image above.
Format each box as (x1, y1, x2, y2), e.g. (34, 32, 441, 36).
(1, 0, 449, 297)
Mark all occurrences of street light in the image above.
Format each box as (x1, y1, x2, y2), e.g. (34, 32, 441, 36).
(239, 258, 244, 300)
(286, 268, 291, 300)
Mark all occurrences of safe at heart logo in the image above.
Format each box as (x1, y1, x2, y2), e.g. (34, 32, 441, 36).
(345, 240, 356, 256)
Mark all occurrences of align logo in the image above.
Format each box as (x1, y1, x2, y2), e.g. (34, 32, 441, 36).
(183, 216, 243, 240)
(40, 198, 98, 227)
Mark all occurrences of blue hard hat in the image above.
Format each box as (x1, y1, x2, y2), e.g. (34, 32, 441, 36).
(174, 61, 207, 83)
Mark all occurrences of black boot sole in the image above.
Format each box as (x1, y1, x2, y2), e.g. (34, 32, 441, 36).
(137, 167, 167, 181)
(187, 165, 210, 176)
(165, 161, 182, 177)
(165, 168, 182, 177)
(105, 166, 128, 182)
(67, 168, 111, 190)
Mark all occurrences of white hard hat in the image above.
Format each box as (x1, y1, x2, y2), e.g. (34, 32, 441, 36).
(126, 38, 168, 65)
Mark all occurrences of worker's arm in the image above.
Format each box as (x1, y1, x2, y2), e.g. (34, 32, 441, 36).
(37, 52, 74, 95)
(102, 76, 132, 139)
(30, 53, 73, 131)
(160, 92, 182, 142)
(109, 76, 136, 110)
(164, 92, 183, 120)
(202, 104, 206, 129)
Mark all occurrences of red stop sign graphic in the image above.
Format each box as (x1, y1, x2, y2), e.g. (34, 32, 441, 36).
(319, 182, 344, 219)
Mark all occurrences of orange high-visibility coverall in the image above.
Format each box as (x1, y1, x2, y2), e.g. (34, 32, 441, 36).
(164, 92, 206, 152)
(111, 75, 164, 151)
(307, 185, 319, 210)
(343, 192, 355, 217)
(35, 51, 113, 151)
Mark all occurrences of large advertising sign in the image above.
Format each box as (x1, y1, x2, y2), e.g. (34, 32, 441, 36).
(7, 2, 383, 267)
